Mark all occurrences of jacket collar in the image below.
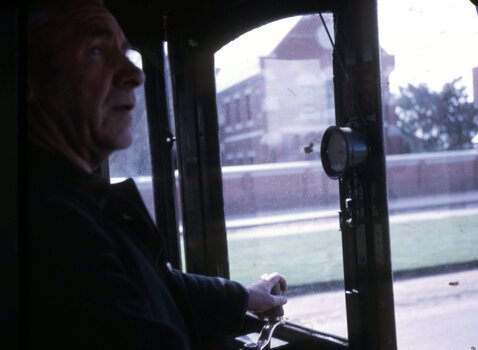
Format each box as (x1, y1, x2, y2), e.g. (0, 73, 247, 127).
(28, 143, 111, 209)
(28, 144, 165, 263)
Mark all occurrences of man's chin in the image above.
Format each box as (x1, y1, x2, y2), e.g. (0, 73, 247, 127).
(113, 134, 133, 150)
(97, 132, 133, 154)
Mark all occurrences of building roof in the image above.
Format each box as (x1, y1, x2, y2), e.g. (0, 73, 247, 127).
(268, 14, 333, 59)
(215, 16, 301, 92)
(215, 14, 393, 93)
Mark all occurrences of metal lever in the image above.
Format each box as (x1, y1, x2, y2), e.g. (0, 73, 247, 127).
(243, 284, 285, 350)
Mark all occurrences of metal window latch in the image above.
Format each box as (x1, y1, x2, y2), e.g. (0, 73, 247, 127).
(339, 197, 356, 228)
(164, 130, 176, 149)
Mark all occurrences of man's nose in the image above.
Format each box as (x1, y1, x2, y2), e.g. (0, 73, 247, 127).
(116, 55, 145, 89)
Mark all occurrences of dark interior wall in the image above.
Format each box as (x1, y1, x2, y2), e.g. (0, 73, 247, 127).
(0, 7, 18, 350)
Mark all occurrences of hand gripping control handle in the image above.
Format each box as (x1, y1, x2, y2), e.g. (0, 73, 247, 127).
(264, 283, 284, 320)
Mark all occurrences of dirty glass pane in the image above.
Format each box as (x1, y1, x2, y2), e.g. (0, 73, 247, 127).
(109, 50, 156, 221)
(215, 14, 347, 337)
(378, 1, 478, 348)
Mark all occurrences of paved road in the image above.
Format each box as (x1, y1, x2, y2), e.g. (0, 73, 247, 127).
(283, 269, 478, 349)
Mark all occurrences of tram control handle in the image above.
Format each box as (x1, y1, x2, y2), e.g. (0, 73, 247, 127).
(243, 283, 285, 350)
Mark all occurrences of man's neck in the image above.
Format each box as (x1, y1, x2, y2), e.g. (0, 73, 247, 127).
(29, 135, 96, 173)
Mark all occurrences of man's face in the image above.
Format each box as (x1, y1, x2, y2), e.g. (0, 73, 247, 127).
(30, 4, 144, 162)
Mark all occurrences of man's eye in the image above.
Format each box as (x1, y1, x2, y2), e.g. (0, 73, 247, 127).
(89, 47, 102, 56)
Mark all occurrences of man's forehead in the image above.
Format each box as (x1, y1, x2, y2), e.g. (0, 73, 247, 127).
(66, 5, 126, 43)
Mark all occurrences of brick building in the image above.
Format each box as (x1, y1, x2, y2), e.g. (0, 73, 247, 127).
(215, 15, 404, 166)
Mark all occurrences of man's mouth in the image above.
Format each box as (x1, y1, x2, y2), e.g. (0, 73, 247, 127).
(113, 104, 134, 111)
(111, 105, 134, 120)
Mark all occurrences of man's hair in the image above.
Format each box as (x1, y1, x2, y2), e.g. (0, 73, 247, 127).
(27, 0, 104, 84)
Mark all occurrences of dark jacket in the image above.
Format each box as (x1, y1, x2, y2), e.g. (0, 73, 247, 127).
(27, 146, 249, 350)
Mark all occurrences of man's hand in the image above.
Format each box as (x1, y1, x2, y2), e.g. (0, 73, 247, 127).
(246, 272, 287, 313)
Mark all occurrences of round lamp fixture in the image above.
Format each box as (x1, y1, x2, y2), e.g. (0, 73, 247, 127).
(320, 126, 368, 179)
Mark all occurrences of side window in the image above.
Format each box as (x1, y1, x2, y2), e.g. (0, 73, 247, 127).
(215, 14, 348, 337)
(163, 42, 187, 270)
(108, 50, 156, 221)
(378, 1, 478, 349)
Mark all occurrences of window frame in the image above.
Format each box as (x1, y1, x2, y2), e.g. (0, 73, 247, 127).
(107, 0, 398, 348)
(103, 32, 183, 268)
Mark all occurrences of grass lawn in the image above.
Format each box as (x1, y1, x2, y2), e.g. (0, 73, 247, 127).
(227, 214, 478, 286)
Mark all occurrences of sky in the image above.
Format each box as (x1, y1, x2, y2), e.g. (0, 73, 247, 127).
(215, 0, 478, 100)
(377, 0, 478, 96)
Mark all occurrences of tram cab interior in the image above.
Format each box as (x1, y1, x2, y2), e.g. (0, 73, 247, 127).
(2, 0, 478, 349)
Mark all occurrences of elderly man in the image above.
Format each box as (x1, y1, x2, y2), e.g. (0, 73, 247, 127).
(27, 1, 287, 349)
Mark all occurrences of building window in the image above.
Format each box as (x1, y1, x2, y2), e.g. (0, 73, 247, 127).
(234, 98, 241, 123)
(225, 102, 231, 125)
(245, 94, 252, 120)
(325, 79, 334, 110)
(300, 85, 319, 113)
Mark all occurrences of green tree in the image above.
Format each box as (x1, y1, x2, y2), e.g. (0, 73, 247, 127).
(395, 78, 478, 152)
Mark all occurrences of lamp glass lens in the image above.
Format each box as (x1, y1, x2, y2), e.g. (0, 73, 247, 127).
(327, 132, 347, 173)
